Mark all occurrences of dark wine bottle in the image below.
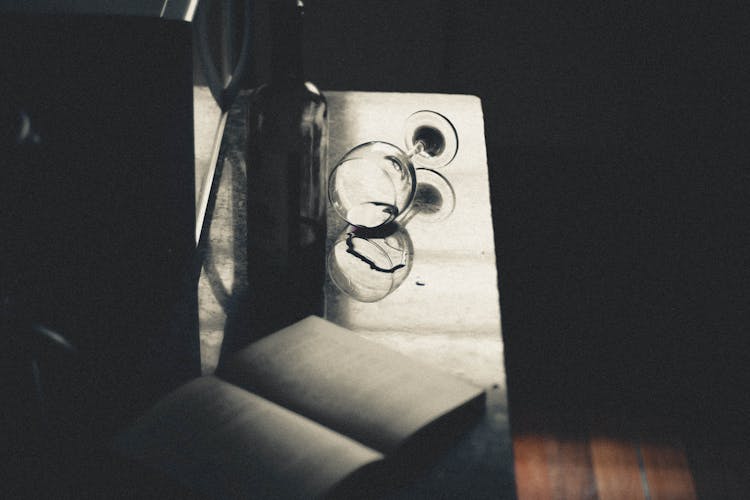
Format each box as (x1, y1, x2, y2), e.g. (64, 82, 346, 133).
(244, 0, 327, 339)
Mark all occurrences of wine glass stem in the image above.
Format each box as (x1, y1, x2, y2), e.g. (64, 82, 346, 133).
(406, 140, 426, 159)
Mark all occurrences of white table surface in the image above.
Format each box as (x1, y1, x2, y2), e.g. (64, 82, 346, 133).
(197, 90, 516, 499)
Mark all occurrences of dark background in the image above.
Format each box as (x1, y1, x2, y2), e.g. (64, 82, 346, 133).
(272, 1, 750, 439)
(1, 1, 746, 496)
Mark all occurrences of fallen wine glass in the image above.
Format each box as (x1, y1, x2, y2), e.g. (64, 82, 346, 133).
(328, 110, 458, 230)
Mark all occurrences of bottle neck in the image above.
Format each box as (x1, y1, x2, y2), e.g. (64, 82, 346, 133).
(270, 0, 305, 82)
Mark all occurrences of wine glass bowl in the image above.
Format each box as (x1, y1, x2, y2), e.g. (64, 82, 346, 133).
(328, 110, 459, 230)
(327, 225, 414, 302)
(328, 141, 416, 229)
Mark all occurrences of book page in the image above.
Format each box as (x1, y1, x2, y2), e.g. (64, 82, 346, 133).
(112, 376, 383, 499)
(219, 316, 485, 454)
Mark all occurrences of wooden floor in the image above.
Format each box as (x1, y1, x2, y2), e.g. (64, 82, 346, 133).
(510, 403, 749, 499)
(514, 431, 696, 499)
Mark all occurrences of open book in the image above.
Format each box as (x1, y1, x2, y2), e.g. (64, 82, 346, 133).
(112, 316, 485, 499)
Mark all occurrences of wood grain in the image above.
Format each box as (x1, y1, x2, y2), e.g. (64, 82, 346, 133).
(590, 436, 645, 500)
(514, 433, 598, 500)
(514, 434, 554, 500)
(514, 432, 704, 500)
(548, 437, 598, 500)
(640, 440, 697, 500)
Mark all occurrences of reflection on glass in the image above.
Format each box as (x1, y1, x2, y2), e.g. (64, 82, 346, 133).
(327, 224, 413, 303)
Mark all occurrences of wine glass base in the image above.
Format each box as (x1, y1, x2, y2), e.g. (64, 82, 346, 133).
(412, 168, 456, 223)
